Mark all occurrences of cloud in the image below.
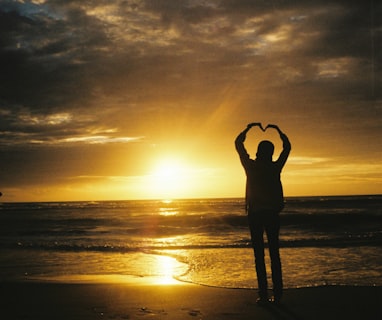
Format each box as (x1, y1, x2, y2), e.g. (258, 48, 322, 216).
(288, 156, 329, 165)
(1, 0, 379, 145)
(0, 107, 142, 146)
(0, 1, 111, 111)
(0, 0, 380, 200)
(1, 1, 379, 111)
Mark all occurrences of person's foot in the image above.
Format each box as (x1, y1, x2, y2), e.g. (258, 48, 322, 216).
(270, 295, 282, 304)
(256, 297, 269, 305)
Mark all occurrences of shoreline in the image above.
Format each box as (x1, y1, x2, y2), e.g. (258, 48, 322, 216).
(1, 281, 381, 320)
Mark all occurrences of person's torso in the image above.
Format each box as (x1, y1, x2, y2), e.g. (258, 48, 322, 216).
(245, 160, 284, 212)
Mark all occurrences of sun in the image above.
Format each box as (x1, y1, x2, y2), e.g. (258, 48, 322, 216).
(154, 159, 183, 179)
(148, 157, 195, 199)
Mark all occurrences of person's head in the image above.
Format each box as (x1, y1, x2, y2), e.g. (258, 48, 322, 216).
(256, 140, 274, 161)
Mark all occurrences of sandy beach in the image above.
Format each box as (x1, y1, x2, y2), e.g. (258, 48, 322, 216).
(1, 280, 381, 320)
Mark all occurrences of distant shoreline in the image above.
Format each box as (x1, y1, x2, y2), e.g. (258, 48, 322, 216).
(1, 194, 381, 204)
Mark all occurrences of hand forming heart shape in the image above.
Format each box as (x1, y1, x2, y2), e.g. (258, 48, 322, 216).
(247, 122, 280, 133)
(248, 123, 266, 131)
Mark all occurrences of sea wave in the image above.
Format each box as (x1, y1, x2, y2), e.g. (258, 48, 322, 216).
(4, 234, 381, 254)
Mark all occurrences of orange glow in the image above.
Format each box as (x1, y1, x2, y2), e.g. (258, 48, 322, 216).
(3, 151, 381, 202)
(146, 157, 201, 200)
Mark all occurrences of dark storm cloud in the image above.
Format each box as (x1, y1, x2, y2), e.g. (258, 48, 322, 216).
(141, 0, 380, 95)
(0, 0, 380, 198)
(0, 0, 379, 144)
(1, 0, 379, 113)
(0, 2, 112, 112)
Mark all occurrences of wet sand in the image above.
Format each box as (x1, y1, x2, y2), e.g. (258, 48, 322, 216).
(1, 281, 381, 319)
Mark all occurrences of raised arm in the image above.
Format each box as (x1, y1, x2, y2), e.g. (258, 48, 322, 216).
(235, 123, 262, 167)
(266, 124, 291, 169)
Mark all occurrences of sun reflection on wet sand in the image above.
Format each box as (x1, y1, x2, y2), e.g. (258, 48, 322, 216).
(22, 251, 189, 286)
(153, 255, 181, 285)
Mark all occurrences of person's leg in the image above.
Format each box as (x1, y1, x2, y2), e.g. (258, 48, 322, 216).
(266, 218, 283, 301)
(248, 215, 268, 300)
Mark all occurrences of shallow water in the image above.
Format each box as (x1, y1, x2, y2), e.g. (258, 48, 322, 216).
(0, 196, 381, 288)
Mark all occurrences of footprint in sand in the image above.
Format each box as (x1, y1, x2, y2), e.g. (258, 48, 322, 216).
(138, 307, 167, 317)
(184, 308, 202, 317)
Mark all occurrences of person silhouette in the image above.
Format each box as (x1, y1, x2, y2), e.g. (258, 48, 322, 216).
(235, 123, 291, 304)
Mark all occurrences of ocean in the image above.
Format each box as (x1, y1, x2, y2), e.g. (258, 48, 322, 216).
(0, 195, 381, 289)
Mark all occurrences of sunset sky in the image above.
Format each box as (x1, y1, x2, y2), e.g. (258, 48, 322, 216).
(0, 0, 381, 202)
